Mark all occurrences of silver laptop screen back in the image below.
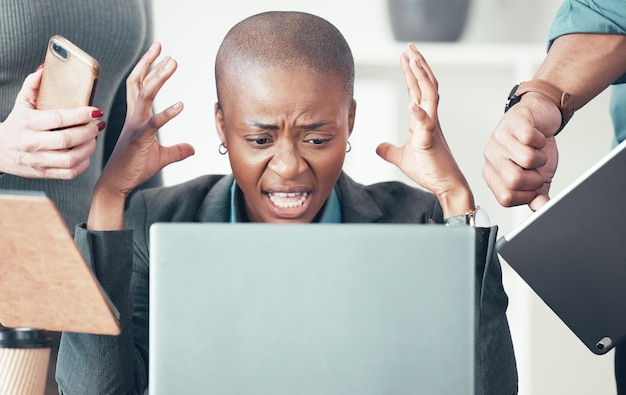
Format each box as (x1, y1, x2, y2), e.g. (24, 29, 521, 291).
(149, 223, 474, 394)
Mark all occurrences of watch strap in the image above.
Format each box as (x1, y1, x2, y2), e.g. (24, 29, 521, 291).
(444, 206, 490, 227)
(465, 206, 480, 227)
(505, 79, 575, 135)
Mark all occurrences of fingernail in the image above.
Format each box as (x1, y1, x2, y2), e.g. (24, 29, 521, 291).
(149, 42, 158, 52)
(36, 63, 44, 71)
(91, 109, 104, 118)
(97, 121, 107, 131)
(163, 58, 174, 71)
(171, 101, 182, 110)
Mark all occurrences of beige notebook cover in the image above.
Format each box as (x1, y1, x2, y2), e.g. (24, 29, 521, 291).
(0, 190, 120, 335)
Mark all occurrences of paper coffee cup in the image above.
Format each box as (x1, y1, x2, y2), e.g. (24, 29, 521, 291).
(0, 327, 52, 395)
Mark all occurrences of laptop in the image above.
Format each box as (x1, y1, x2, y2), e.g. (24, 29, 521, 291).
(149, 223, 475, 394)
(497, 139, 626, 355)
(0, 189, 120, 335)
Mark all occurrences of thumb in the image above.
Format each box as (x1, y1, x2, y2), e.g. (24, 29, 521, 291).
(529, 192, 550, 212)
(15, 67, 44, 108)
(159, 143, 195, 169)
(376, 142, 402, 167)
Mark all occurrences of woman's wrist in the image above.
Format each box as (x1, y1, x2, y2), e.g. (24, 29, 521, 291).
(437, 185, 475, 220)
(87, 184, 127, 230)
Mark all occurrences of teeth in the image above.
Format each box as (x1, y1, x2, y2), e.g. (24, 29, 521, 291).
(269, 192, 308, 208)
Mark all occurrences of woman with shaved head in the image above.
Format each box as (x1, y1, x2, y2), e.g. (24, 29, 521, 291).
(56, 11, 517, 394)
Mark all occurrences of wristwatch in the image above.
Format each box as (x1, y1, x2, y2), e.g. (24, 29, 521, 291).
(444, 206, 491, 227)
(504, 79, 575, 135)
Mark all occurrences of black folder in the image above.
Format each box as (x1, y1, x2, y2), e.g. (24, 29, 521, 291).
(497, 141, 626, 355)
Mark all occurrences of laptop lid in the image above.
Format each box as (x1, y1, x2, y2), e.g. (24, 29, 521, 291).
(497, 140, 626, 355)
(0, 189, 120, 335)
(149, 223, 475, 394)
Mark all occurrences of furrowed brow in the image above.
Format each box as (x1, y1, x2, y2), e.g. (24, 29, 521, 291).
(246, 122, 279, 130)
(299, 121, 332, 130)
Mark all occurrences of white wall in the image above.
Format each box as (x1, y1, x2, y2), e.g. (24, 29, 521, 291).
(152, 1, 617, 394)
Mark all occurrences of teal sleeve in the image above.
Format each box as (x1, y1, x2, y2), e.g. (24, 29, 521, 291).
(611, 84, 626, 144)
(547, 0, 626, 84)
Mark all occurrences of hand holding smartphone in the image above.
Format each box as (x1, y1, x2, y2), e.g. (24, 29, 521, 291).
(36, 35, 100, 110)
(0, 35, 103, 179)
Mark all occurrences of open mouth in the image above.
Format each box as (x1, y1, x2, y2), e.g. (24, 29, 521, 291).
(268, 192, 309, 208)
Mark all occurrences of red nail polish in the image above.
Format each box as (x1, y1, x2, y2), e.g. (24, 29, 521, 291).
(97, 121, 106, 131)
(91, 110, 104, 118)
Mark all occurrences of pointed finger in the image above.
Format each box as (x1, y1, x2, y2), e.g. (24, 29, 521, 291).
(126, 42, 162, 113)
(129, 42, 162, 85)
(143, 101, 184, 138)
(408, 43, 438, 90)
(406, 52, 439, 119)
(133, 57, 178, 120)
(401, 50, 421, 104)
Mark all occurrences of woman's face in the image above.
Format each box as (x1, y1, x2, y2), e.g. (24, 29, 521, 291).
(215, 65, 355, 223)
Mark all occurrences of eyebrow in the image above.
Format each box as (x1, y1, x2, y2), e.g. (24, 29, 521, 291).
(245, 120, 333, 131)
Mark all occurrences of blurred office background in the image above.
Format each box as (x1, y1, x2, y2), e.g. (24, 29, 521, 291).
(152, 1, 616, 393)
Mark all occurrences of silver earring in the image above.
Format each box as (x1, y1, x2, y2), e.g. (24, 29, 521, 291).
(218, 143, 228, 155)
(346, 141, 352, 153)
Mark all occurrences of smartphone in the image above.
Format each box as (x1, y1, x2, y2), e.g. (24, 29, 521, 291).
(36, 35, 101, 110)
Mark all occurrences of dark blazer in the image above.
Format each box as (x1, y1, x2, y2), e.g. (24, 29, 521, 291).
(57, 172, 517, 395)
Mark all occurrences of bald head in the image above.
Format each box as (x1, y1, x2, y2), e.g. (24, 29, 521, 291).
(215, 11, 354, 107)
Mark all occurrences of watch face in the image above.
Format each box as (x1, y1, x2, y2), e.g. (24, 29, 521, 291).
(444, 215, 467, 227)
(472, 207, 491, 227)
(504, 84, 521, 113)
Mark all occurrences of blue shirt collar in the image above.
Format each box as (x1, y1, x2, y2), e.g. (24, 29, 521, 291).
(229, 180, 341, 223)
